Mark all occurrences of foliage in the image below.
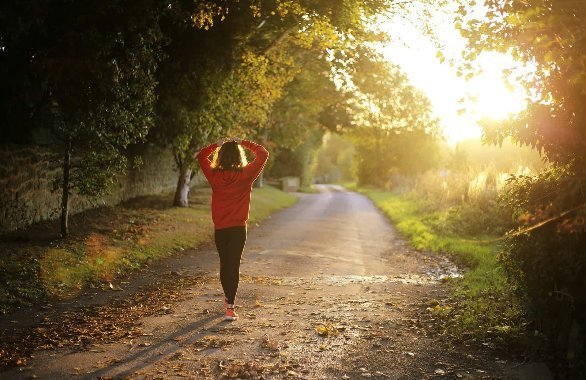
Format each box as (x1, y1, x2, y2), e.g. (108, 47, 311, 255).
(1, 0, 427, 208)
(268, 148, 302, 178)
(458, 1, 586, 373)
(153, 1, 299, 171)
(1, 0, 162, 167)
(264, 52, 350, 187)
(266, 130, 323, 188)
(315, 133, 355, 183)
(500, 168, 586, 376)
(458, 0, 586, 164)
(0, 0, 164, 235)
(347, 58, 441, 188)
(151, 0, 393, 200)
(151, 0, 244, 182)
(412, 166, 515, 236)
(354, 128, 442, 188)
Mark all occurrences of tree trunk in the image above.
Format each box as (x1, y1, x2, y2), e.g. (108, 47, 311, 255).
(174, 166, 192, 207)
(254, 170, 264, 188)
(60, 139, 71, 238)
(254, 124, 270, 188)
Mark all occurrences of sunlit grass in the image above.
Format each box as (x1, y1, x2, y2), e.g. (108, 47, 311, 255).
(1, 186, 297, 313)
(362, 189, 525, 342)
(366, 190, 495, 266)
(338, 181, 358, 191)
(249, 185, 298, 221)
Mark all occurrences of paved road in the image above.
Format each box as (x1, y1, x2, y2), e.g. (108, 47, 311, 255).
(242, 185, 422, 278)
(2, 185, 524, 379)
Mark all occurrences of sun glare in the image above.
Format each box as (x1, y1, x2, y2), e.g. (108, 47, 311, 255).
(466, 52, 528, 122)
(377, 5, 530, 145)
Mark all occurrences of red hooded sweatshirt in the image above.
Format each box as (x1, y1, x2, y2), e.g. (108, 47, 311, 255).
(196, 140, 269, 230)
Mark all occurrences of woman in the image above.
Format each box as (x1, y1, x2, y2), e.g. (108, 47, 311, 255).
(196, 137, 269, 321)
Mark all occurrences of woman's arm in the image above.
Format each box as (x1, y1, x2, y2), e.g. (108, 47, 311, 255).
(195, 142, 219, 181)
(241, 139, 269, 182)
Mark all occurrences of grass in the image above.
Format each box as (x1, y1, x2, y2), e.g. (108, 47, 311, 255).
(0, 185, 297, 314)
(249, 185, 298, 222)
(361, 188, 525, 343)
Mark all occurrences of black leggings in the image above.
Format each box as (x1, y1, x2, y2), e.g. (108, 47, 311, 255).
(214, 226, 247, 305)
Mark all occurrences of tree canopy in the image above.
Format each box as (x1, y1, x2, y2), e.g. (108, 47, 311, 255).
(458, 0, 586, 165)
(0, 0, 442, 226)
(0, 0, 164, 235)
(149, 0, 420, 201)
(349, 58, 441, 187)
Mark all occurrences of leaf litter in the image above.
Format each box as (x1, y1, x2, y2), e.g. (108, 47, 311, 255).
(0, 273, 205, 369)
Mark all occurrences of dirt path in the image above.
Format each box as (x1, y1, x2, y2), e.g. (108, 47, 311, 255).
(2, 185, 529, 379)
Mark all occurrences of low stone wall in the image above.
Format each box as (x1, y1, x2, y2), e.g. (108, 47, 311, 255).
(0, 144, 202, 233)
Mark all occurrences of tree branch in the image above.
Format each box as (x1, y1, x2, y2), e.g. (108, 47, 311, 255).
(259, 25, 297, 56)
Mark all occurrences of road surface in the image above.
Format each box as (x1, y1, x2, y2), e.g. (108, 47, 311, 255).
(2, 185, 530, 379)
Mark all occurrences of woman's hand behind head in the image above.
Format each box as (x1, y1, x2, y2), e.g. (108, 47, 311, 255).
(216, 137, 230, 146)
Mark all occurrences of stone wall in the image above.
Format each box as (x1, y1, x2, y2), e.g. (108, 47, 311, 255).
(0, 144, 202, 233)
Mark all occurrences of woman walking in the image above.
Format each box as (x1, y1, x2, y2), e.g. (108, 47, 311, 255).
(196, 137, 269, 321)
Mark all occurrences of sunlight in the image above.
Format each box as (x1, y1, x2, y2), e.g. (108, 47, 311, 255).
(376, 4, 530, 145)
(466, 52, 528, 121)
(471, 76, 522, 121)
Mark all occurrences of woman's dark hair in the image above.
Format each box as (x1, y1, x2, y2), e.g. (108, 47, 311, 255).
(211, 141, 248, 171)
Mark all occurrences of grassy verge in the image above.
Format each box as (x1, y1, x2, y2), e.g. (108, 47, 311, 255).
(0, 185, 297, 314)
(361, 189, 525, 343)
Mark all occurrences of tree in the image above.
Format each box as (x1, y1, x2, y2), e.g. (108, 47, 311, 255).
(0, 0, 163, 237)
(237, 0, 402, 188)
(151, 0, 248, 206)
(315, 133, 356, 183)
(152, 0, 393, 205)
(265, 52, 352, 188)
(458, 0, 586, 163)
(457, 1, 586, 374)
(152, 0, 303, 205)
(348, 57, 441, 187)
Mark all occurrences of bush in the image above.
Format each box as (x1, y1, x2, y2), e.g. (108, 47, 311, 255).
(502, 169, 586, 377)
(440, 199, 512, 237)
(409, 167, 514, 237)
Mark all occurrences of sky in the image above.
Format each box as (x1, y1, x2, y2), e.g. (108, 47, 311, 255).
(376, 3, 528, 145)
